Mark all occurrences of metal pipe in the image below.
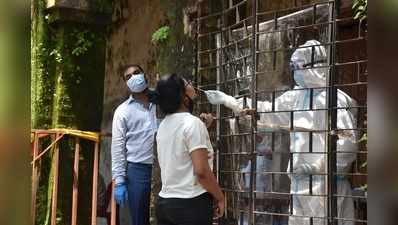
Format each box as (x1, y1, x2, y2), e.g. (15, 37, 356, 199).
(31, 132, 39, 225)
(327, 2, 338, 225)
(51, 133, 60, 225)
(71, 137, 80, 225)
(111, 181, 117, 225)
(91, 142, 99, 225)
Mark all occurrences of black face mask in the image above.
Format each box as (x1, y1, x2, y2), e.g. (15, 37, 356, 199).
(185, 95, 194, 113)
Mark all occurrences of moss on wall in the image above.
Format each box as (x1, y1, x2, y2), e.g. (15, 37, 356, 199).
(154, 0, 196, 77)
(32, 0, 109, 224)
(32, 0, 56, 129)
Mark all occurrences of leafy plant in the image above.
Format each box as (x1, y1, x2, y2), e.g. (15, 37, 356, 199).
(151, 26, 171, 45)
(353, 0, 367, 22)
(358, 133, 367, 143)
(71, 30, 95, 56)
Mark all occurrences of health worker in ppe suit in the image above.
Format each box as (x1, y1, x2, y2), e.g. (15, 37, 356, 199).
(258, 40, 358, 225)
(205, 40, 358, 225)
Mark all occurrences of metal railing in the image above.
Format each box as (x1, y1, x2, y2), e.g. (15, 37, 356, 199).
(31, 129, 117, 225)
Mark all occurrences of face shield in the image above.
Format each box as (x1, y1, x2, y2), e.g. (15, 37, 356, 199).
(290, 40, 328, 88)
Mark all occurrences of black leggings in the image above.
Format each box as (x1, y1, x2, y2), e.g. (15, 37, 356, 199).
(156, 192, 213, 225)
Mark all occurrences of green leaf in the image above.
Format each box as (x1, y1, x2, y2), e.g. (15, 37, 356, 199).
(358, 133, 367, 143)
(151, 26, 171, 45)
(353, 0, 360, 9)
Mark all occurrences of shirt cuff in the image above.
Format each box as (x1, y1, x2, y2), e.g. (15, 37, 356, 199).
(188, 145, 208, 153)
(114, 176, 126, 185)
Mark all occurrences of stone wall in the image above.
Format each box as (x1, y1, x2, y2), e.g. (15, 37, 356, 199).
(100, 0, 199, 224)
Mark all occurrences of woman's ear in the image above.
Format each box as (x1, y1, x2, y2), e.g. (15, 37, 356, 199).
(182, 94, 188, 105)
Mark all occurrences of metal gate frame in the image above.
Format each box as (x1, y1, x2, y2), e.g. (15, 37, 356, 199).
(195, 1, 367, 225)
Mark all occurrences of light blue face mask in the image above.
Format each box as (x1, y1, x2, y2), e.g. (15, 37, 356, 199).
(126, 73, 148, 93)
(293, 69, 307, 88)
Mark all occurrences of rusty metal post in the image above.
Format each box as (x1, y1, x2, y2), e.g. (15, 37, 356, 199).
(31, 132, 39, 225)
(51, 133, 60, 225)
(71, 137, 80, 225)
(111, 181, 117, 225)
(91, 141, 99, 225)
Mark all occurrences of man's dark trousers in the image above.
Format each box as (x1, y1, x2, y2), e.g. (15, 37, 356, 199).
(127, 162, 152, 225)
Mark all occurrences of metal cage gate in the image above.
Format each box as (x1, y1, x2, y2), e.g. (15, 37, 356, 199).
(195, 1, 367, 225)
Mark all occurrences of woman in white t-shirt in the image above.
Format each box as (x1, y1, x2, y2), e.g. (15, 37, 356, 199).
(155, 74, 225, 225)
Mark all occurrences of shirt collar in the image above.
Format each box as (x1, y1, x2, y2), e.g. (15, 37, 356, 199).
(127, 95, 135, 104)
(127, 95, 153, 109)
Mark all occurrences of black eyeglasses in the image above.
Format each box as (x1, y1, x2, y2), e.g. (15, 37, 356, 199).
(184, 79, 193, 87)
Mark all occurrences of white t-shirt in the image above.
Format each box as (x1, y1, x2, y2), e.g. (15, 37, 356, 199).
(156, 112, 214, 198)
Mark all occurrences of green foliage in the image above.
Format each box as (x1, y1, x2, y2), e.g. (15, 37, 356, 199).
(50, 48, 63, 63)
(44, 14, 56, 24)
(96, 0, 113, 13)
(358, 133, 367, 143)
(151, 26, 171, 45)
(71, 30, 96, 56)
(32, 0, 106, 222)
(353, 0, 367, 22)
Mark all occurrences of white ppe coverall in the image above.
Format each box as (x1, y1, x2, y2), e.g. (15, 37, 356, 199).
(258, 40, 358, 225)
(205, 40, 358, 225)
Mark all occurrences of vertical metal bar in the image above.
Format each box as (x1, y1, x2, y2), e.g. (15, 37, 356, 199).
(195, 35, 202, 114)
(272, 91, 276, 111)
(290, 111, 294, 131)
(312, 4, 317, 26)
(271, 211, 274, 225)
(216, 2, 225, 182)
(312, 4, 317, 39)
(327, 2, 338, 225)
(91, 141, 99, 225)
(51, 133, 60, 225)
(31, 132, 39, 225)
(219, 2, 228, 222)
(236, 5, 240, 22)
(310, 88, 314, 110)
(216, 17, 222, 185)
(311, 46, 315, 68)
(309, 131, 313, 153)
(289, 137, 294, 221)
(249, 0, 258, 224)
(71, 137, 80, 225)
(195, 16, 202, 114)
(309, 174, 313, 195)
(289, 192, 293, 216)
(273, 11, 278, 71)
(111, 181, 117, 225)
(271, 132, 275, 193)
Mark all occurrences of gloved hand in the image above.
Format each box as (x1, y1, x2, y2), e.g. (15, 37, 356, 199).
(205, 90, 228, 105)
(205, 90, 241, 113)
(114, 183, 128, 207)
(293, 163, 315, 175)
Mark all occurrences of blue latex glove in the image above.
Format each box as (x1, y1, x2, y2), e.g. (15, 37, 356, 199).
(114, 183, 128, 207)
